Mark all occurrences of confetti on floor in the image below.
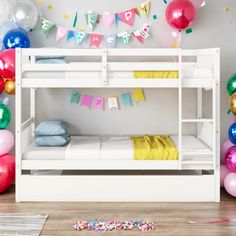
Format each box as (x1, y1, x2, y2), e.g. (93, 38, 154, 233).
(73, 220, 155, 232)
(152, 14, 157, 20)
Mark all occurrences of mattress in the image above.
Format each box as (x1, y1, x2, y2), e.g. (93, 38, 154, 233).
(23, 135, 210, 161)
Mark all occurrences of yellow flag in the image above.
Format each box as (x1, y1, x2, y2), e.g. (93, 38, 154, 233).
(137, 0, 151, 16)
(133, 89, 145, 102)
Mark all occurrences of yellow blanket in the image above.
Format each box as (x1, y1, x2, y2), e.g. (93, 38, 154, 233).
(134, 71, 179, 79)
(131, 135, 178, 160)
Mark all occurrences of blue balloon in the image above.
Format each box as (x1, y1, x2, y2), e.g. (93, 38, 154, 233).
(3, 28, 30, 49)
(229, 123, 236, 144)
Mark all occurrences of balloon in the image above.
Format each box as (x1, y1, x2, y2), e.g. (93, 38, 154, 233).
(229, 92, 236, 115)
(222, 139, 234, 158)
(220, 165, 230, 187)
(0, 103, 11, 129)
(227, 73, 236, 96)
(0, 153, 15, 193)
(166, 0, 196, 30)
(225, 146, 236, 173)
(0, 21, 18, 41)
(3, 28, 31, 49)
(0, 77, 4, 94)
(229, 123, 236, 144)
(0, 49, 15, 79)
(4, 80, 15, 95)
(0, 0, 10, 26)
(0, 130, 14, 156)
(224, 173, 236, 197)
(10, 0, 39, 32)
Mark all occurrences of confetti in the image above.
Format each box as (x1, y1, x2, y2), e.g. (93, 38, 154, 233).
(185, 28, 192, 34)
(152, 14, 157, 20)
(224, 7, 229, 12)
(163, 0, 168, 4)
(37, 0, 43, 4)
(48, 4, 52, 10)
(64, 15, 70, 19)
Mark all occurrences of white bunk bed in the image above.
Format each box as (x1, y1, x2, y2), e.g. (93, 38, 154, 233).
(15, 48, 220, 202)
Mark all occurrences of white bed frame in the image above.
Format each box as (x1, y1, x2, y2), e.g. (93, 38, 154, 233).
(15, 48, 220, 202)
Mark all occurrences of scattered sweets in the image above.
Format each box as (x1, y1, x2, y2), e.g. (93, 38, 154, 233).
(73, 219, 155, 232)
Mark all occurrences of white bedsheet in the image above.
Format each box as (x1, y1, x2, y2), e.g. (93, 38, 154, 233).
(23, 135, 210, 160)
(65, 136, 100, 160)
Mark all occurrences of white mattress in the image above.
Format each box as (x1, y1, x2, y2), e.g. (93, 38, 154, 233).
(23, 135, 210, 161)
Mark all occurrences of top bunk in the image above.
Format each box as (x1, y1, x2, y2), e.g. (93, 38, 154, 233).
(16, 48, 220, 88)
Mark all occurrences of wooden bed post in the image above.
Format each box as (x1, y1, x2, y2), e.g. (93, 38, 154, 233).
(15, 48, 22, 202)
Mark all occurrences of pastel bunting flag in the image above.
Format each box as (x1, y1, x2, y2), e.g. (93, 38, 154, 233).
(56, 26, 68, 41)
(90, 34, 103, 47)
(133, 89, 145, 102)
(67, 30, 75, 40)
(133, 23, 150, 43)
(94, 96, 104, 110)
(117, 8, 136, 26)
(40, 17, 55, 36)
(108, 96, 119, 109)
(115, 13, 122, 25)
(74, 31, 87, 44)
(117, 32, 131, 44)
(81, 95, 93, 108)
(85, 10, 98, 30)
(137, 0, 151, 16)
(103, 12, 115, 29)
(70, 90, 80, 104)
(121, 93, 132, 107)
(104, 33, 116, 48)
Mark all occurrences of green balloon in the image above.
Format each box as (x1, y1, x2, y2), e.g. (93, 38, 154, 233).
(227, 73, 236, 96)
(0, 103, 11, 129)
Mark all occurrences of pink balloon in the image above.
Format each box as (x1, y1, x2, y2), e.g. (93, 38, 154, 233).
(166, 0, 196, 30)
(0, 154, 15, 193)
(224, 173, 236, 197)
(222, 139, 234, 157)
(220, 165, 230, 187)
(225, 146, 236, 173)
(0, 130, 14, 156)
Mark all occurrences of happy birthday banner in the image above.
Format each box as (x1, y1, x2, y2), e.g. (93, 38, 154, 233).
(39, 0, 152, 47)
(70, 89, 145, 110)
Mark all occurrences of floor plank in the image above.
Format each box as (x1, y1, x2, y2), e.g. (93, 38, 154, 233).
(0, 186, 236, 235)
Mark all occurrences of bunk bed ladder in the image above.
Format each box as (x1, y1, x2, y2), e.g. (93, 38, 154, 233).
(178, 49, 183, 169)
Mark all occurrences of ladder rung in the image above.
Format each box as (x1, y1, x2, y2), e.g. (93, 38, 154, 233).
(181, 161, 213, 165)
(182, 151, 213, 155)
(181, 119, 213, 123)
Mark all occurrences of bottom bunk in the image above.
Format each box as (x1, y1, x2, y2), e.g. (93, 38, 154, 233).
(22, 135, 213, 170)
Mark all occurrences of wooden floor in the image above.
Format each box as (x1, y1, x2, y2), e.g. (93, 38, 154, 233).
(1, 186, 236, 236)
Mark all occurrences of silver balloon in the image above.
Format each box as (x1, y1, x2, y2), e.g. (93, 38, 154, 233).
(0, 20, 18, 40)
(0, 0, 10, 26)
(10, 0, 39, 32)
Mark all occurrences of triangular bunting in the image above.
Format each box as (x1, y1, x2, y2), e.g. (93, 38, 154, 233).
(137, 0, 151, 16)
(67, 30, 75, 40)
(90, 34, 103, 47)
(117, 8, 136, 26)
(40, 17, 55, 36)
(117, 32, 131, 44)
(85, 10, 98, 30)
(133, 23, 150, 43)
(74, 31, 87, 44)
(103, 12, 115, 29)
(56, 26, 68, 41)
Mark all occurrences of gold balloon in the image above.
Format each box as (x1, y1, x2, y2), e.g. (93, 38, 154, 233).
(229, 92, 236, 115)
(4, 80, 15, 95)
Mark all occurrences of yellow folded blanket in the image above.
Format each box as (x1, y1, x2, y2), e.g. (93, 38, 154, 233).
(134, 71, 179, 79)
(131, 135, 178, 160)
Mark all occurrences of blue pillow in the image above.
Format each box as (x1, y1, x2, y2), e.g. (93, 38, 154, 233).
(35, 133, 70, 147)
(35, 121, 69, 136)
(36, 58, 67, 64)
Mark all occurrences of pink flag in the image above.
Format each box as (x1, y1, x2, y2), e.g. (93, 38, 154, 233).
(81, 95, 93, 108)
(117, 8, 136, 26)
(103, 12, 115, 29)
(133, 24, 150, 43)
(94, 96, 104, 109)
(56, 26, 68, 41)
(90, 34, 103, 47)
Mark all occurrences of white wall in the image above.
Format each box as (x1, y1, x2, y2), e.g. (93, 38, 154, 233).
(10, 0, 235, 145)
